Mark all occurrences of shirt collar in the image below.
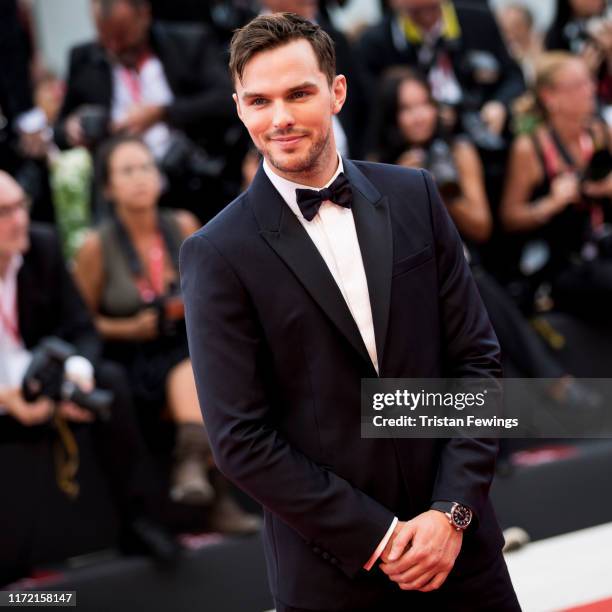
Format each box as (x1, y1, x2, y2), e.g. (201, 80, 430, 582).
(262, 152, 344, 221)
(0, 254, 23, 287)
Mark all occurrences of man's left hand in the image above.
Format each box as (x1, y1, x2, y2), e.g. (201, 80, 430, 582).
(113, 104, 165, 135)
(379, 510, 463, 592)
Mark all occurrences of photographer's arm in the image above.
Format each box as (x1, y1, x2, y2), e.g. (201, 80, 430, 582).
(447, 140, 492, 243)
(500, 135, 578, 231)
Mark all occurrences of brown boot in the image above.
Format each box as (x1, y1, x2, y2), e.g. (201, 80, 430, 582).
(170, 422, 215, 506)
(207, 470, 262, 535)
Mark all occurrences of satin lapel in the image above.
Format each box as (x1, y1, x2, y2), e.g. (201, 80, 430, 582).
(343, 160, 393, 371)
(249, 164, 374, 369)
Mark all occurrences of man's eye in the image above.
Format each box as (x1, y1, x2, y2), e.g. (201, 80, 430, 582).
(290, 91, 309, 100)
(252, 98, 267, 106)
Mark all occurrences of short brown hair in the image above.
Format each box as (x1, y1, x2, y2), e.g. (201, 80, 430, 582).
(229, 12, 336, 86)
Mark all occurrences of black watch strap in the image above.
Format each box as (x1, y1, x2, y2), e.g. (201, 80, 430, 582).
(431, 501, 455, 514)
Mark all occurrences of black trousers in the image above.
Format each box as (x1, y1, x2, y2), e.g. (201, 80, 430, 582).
(0, 360, 162, 585)
(274, 551, 521, 612)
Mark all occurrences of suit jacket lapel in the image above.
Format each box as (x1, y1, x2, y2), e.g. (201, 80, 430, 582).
(249, 164, 374, 369)
(343, 159, 393, 370)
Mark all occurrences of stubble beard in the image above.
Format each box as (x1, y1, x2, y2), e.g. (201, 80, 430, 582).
(264, 124, 333, 181)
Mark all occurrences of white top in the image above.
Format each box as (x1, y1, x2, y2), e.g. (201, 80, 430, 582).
(0, 255, 31, 413)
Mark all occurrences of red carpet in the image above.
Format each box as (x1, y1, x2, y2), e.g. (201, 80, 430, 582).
(563, 597, 612, 611)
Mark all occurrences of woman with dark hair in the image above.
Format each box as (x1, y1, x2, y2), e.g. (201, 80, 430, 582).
(73, 135, 260, 533)
(370, 68, 491, 243)
(545, 0, 612, 110)
(369, 69, 601, 404)
(501, 52, 612, 320)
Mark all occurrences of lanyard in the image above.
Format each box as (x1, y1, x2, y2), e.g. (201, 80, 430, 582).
(118, 52, 152, 105)
(0, 288, 19, 345)
(135, 231, 166, 303)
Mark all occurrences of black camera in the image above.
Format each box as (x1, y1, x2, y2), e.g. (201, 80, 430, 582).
(153, 292, 185, 338)
(79, 105, 111, 148)
(460, 111, 506, 152)
(581, 147, 612, 203)
(459, 52, 506, 151)
(427, 139, 462, 201)
(160, 133, 225, 182)
(22, 337, 112, 421)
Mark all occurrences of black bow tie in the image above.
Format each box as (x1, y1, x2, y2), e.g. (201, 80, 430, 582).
(295, 173, 353, 222)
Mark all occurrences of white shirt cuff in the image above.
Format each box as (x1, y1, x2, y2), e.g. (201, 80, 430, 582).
(363, 516, 398, 571)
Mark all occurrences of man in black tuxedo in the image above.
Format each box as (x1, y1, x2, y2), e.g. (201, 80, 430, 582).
(180, 13, 520, 612)
(55, 0, 244, 222)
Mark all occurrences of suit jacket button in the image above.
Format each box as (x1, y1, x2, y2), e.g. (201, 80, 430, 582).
(322, 552, 330, 560)
(313, 547, 321, 554)
(331, 558, 338, 565)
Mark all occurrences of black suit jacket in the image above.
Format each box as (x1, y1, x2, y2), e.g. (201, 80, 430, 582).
(17, 224, 100, 365)
(54, 21, 235, 153)
(357, 3, 525, 109)
(180, 160, 504, 608)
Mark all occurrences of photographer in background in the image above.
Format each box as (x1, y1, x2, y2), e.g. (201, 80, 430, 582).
(0, 169, 178, 585)
(73, 135, 260, 535)
(501, 52, 612, 322)
(357, 0, 526, 148)
(54, 0, 245, 223)
(368, 69, 601, 404)
(0, 0, 55, 225)
(545, 0, 612, 118)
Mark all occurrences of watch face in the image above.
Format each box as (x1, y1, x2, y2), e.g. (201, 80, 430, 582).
(451, 504, 472, 529)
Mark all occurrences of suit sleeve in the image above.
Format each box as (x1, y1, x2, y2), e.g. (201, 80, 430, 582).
(54, 47, 82, 150)
(180, 232, 394, 578)
(421, 169, 502, 525)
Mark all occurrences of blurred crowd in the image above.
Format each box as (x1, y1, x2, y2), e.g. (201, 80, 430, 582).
(1, 0, 611, 586)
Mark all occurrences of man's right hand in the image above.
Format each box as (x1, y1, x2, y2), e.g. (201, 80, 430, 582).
(0, 387, 54, 426)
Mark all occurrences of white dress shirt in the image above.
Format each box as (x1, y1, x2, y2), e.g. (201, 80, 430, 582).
(262, 155, 397, 569)
(0, 255, 31, 414)
(111, 55, 175, 159)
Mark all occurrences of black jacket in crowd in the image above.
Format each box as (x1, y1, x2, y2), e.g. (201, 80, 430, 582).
(18, 224, 101, 366)
(356, 2, 525, 110)
(54, 20, 236, 155)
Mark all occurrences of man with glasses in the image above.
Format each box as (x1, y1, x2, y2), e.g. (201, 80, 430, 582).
(0, 170, 178, 584)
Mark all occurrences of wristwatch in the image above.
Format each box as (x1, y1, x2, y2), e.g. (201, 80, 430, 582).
(431, 501, 473, 531)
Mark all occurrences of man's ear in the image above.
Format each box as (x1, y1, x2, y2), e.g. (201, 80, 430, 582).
(331, 74, 347, 116)
(233, 93, 243, 122)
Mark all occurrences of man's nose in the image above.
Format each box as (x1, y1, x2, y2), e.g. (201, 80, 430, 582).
(272, 102, 295, 130)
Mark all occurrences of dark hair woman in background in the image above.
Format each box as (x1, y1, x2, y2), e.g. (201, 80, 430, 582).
(73, 135, 260, 534)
